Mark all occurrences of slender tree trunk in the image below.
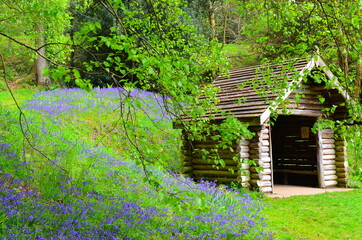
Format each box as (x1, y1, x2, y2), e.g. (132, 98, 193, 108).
(355, 56, 362, 100)
(222, 1, 230, 46)
(35, 23, 51, 85)
(208, 1, 216, 41)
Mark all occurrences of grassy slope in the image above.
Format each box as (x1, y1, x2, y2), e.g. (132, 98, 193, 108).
(263, 189, 362, 239)
(0, 88, 36, 110)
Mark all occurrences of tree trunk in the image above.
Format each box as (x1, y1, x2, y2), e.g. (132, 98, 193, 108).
(208, 1, 216, 41)
(35, 23, 51, 86)
(355, 57, 362, 101)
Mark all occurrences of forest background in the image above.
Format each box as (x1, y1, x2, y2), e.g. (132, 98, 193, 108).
(0, 0, 361, 238)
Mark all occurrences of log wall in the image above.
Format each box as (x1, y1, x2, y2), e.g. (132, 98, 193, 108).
(249, 125, 272, 193)
(181, 130, 244, 184)
(319, 128, 348, 187)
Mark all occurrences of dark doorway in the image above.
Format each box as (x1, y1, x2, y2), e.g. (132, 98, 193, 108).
(272, 116, 319, 187)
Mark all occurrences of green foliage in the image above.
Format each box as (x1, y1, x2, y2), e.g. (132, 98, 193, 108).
(346, 125, 362, 188)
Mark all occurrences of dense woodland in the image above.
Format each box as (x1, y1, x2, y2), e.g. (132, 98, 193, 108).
(0, 0, 362, 239)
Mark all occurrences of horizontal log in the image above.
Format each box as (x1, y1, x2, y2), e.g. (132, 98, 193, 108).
(249, 142, 261, 148)
(337, 178, 348, 184)
(181, 167, 192, 173)
(260, 134, 270, 140)
(240, 163, 250, 170)
(322, 128, 334, 134)
(262, 163, 271, 169)
(321, 139, 335, 144)
(250, 173, 261, 179)
(239, 170, 250, 177)
(323, 165, 336, 170)
(334, 140, 346, 146)
(240, 152, 250, 158)
(322, 144, 335, 149)
(260, 186, 273, 193)
(335, 156, 345, 161)
(250, 179, 272, 187)
(239, 140, 250, 146)
(261, 157, 271, 162)
(322, 133, 334, 139)
(193, 165, 239, 171)
(250, 167, 271, 174)
(335, 146, 345, 152)
(336, 172, 347, 178)
(261, 140, 270, 146)
(261, 175, 272, 181)
(192, 143, 237, 149)
(192, 170, 239, 177)
(238, 145, 249, 151)
(191, 159, 238, 166)
(239, 175, 251, 182)
(324, 175, 338, 180)
(324, 180, 338, 187)
(323, 149, 336, 155)
(323, 170, 336, 175)
(322, 160, 336, 165)
(322, 154, 336, 160)
(336, 167, 347, 173)
(260, 128, 269, 134)
(335, 162, 346, 168)
(193, 177, 238, 184)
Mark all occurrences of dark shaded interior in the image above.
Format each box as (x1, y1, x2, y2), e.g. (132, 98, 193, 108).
(272, 116, 319, 187)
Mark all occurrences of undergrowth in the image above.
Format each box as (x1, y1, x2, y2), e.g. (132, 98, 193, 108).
(0, 87, 269, 239)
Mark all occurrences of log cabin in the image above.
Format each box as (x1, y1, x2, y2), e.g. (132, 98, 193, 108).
(178, 57, 351, 193)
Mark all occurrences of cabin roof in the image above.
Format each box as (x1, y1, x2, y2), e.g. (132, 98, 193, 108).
(209, 57, 349, 125)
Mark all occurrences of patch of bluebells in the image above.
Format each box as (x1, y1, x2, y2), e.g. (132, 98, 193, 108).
(0, 88, 269, 239)
(23, 87, 172, 122)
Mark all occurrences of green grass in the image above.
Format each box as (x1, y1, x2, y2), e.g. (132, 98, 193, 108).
(263, 189, 362, 239)
(221, 42, 259, 67)
(0, 88, 36, 110)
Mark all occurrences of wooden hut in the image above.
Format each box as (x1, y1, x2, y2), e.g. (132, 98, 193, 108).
(180, 57, 350, 193)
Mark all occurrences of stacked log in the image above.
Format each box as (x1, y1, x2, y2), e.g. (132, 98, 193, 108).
(181, 131, 193, 177)
(238, 140, 250, 187)
(321, 128, 338, 187)
(249, 125, 272, 193)
(335, 138, 348, 187)
(182, 133, 243, 184)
